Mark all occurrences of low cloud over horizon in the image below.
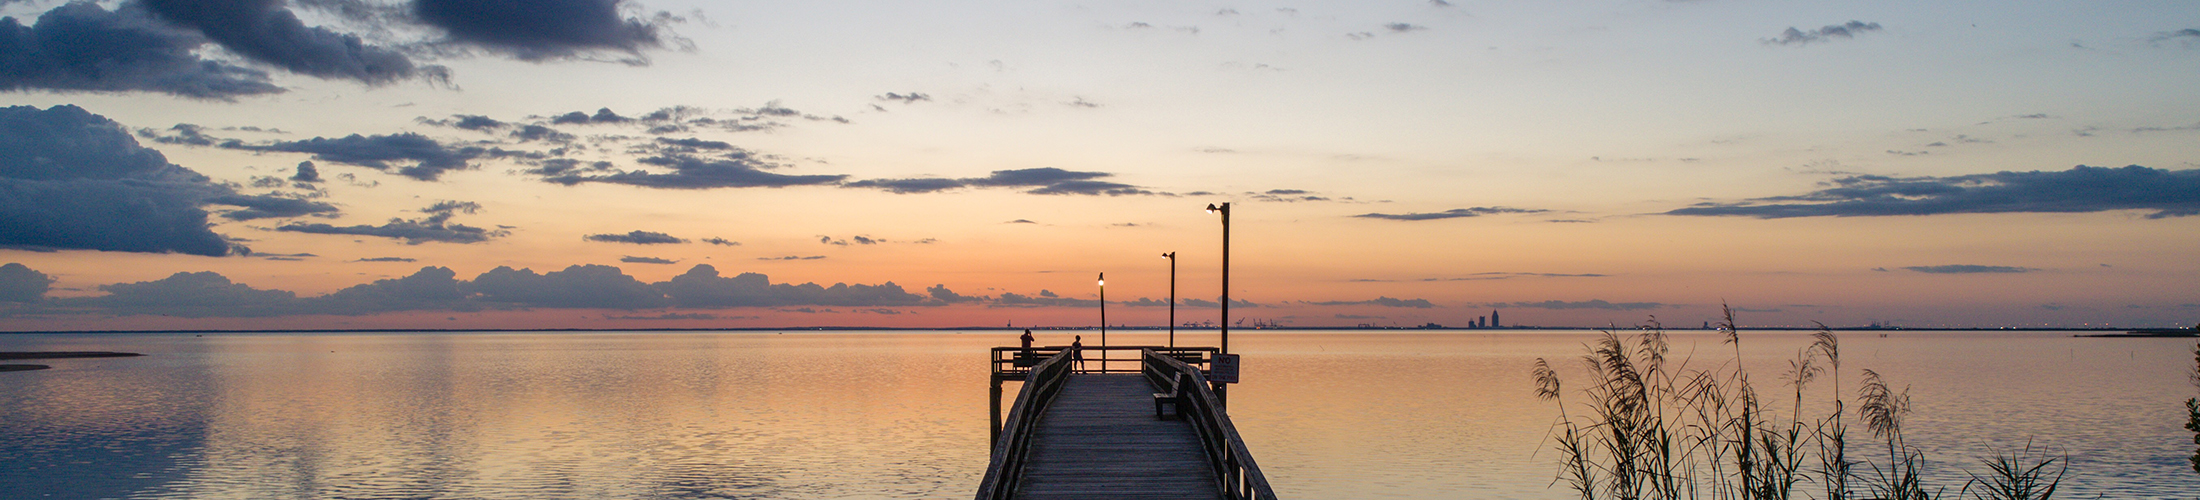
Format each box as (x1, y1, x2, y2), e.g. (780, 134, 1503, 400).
(1667, 165, 2200, 219)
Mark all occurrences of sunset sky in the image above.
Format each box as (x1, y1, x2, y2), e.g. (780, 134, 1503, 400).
(3, 0, 2197, 331)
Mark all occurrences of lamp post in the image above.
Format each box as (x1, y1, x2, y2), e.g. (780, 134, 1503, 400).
(1205, 203, 1230, 355)
(1098, 272, 1106, 368)
(1206, 202, 1230, 407)
(1162, 252, 1176, 349)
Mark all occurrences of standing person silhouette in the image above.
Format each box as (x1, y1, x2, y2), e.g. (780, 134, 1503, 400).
(1071, 335, 1086, 373)
(1018, 329, 1036, 366)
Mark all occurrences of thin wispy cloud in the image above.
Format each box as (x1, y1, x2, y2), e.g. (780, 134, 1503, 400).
(1666, 165, 2200, 219)
(234, 133, 483, 181)
(1351, 272, 1608, 282)
(1492, 299, 1667, 311)
(278, 202, 506, 245)
(1303, 297, 1437, 308)
(1902, 265, 2036, 274)
(1763, 21, 1883, 46)
(541, 153, 848, 189)
(584, 230, 687, 244)
(1353, 207, 1547, 221)
(845, 167, 1158, 196)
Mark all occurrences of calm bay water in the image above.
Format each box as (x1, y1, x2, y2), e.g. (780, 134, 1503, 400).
(2, 330, 2194, 499)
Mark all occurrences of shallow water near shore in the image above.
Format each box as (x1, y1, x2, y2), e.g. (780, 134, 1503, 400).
(2, 330, 2194, 499)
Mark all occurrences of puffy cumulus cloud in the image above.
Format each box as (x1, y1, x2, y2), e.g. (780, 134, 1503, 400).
(993, 291, 1098, 308)
(1302, 296, 1437, 308)
(926, 283, 982, 303)
(3, 263, 979, 317)
(656, 264, 934, 308)
(0, 104, 246, 256)
(845, 167, 1158, 196)
(135, 0, 440, 85)
(0, 2, 282, 99)
(276, 200, 505, 244)
(585, 230, 685, 244)
(291, 161, 321, 183)
(235, 133, 482, 181)
(311, 266, 471, 314)
(1492, 299, 1666, 311)
(1763, 21, 1883, 46)
(70, 271, 301, 317)
(0, 262, 53, 302)
(541, 153, 847, 189)
(1902, 265, 2035, 274)
(1665, 165, 2200, 219)
(510, 124, 574, 143)
(411, 0, 674, 62)
(702, 237, 738, 246)
(1353, 207, 1547, 221)
(468, 264, 667, 309)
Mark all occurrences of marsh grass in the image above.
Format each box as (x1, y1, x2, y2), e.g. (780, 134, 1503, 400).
(1530, 306, 2069, 500)
(2185, 342, 2199, 475)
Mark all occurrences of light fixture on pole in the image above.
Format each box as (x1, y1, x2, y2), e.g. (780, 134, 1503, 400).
(1097, 272, 1106, 357)
(1162, 252, 1176, 349)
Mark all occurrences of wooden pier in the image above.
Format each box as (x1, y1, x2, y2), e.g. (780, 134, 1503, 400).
(977, 346, 1275, 500)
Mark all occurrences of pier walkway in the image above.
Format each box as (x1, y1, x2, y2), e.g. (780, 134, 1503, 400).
(976, 346, 1275, 500)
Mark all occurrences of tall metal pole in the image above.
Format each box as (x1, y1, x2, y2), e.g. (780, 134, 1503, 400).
(1164, 252, 1176, 349)
(1207, 202, 1231, 407)
(1218, 203, 1230, 356)
(1098, 273, 1106, 360)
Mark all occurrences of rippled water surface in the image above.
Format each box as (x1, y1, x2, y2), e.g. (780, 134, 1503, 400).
(2, 330, 2194, 499)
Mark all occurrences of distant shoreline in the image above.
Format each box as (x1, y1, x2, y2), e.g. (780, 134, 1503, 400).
(0, 326, 2174, 335)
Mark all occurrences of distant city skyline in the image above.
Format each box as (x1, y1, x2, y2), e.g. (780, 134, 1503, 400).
(2, 0, 2197, 331)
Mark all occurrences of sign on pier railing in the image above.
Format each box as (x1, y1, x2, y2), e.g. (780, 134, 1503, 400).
(1209, 353, 1240, 383)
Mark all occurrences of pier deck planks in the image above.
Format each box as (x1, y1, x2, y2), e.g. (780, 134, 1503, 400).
(1014, 374, 1222, 500)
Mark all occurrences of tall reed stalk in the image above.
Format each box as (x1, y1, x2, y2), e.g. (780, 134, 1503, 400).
(1529, 311, 2075, 500)
(2185, 341, 2200, 475)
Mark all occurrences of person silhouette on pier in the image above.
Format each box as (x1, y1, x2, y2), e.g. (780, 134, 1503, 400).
(1071, 335, 1086, 373)
(1018, 329, 1036, 366)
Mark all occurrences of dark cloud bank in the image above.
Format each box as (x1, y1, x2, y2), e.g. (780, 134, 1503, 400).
(2, 0, 679, 100)
(0, 104, 360, 256)
(1, 263, 961, 318)
(1667, 165, 2200, 219)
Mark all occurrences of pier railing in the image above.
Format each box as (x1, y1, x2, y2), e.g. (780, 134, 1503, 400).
(975, 346, 1074, 500)
(1143, 348, 1277, 500)
(990, 345, 1216, 378)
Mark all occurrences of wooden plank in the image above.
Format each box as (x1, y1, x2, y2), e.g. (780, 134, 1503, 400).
(1013, 374, 1223, 500)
